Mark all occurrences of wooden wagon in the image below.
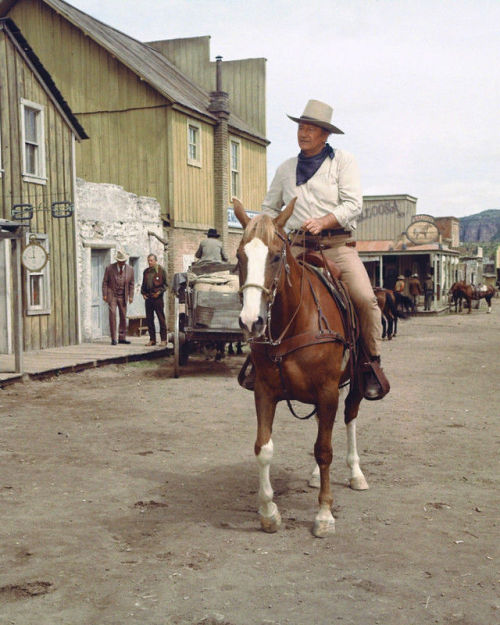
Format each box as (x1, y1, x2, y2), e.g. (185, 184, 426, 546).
(171, 262, 244, 377)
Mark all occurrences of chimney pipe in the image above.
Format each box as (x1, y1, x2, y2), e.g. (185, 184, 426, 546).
(215, 55, 223, 91)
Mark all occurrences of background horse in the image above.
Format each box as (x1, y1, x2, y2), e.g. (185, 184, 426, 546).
(374, 287, 399, 339)
(233, 198, 368, 539)
(449, 281, 495, 314)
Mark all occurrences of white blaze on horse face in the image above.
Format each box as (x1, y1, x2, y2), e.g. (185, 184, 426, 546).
(240, 238, 268, 330)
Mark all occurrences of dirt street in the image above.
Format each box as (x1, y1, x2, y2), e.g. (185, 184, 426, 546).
(0, 308, 498, 625)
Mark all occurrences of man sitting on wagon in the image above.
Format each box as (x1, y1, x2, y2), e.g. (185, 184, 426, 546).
(195, 228, 228, 263)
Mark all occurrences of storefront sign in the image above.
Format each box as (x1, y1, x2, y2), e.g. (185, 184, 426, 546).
(358, 199, 406, 223)
(406, 215, 439, 245)
(227, 207, 259, 229)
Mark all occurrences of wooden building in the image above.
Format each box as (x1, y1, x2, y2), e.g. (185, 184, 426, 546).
(0, 17, 87, 352)
(355, 195, 459, 309)
(0, 0, 269, 278)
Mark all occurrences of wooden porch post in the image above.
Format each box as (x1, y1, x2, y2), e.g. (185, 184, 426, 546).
(12, 235, 23, 373)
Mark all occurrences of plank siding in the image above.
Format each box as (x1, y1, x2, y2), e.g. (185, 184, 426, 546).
(8, 0, 173, 211)
(171, 110, 214, 227)
(148, 38, 267, 137)
(5, 0, 268, 231)
(0, 21, 79, 351)
(237, 138, 267, 210)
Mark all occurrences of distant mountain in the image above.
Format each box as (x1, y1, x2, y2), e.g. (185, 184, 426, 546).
(459, 209, 500, 242)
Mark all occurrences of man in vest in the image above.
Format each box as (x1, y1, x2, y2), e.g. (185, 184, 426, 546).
(102, 250, 135, 345)
(141, 254, 168, 346)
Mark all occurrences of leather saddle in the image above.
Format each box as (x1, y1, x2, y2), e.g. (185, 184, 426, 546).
(296, 250, 341, 281)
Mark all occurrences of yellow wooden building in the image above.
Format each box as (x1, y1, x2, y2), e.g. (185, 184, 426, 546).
(0, 17, 87, 352)
(0, 0, 269, 275)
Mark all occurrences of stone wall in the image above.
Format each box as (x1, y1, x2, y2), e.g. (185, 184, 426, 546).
(76, 179, 165, 341)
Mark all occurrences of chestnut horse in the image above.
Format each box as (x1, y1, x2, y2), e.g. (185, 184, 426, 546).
(449, 281, 495, 314)
(233, 198, 368, 538)
(374, 287, 399, 339)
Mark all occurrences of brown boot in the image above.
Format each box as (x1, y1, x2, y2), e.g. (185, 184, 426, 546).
(362, 355, 390, 401)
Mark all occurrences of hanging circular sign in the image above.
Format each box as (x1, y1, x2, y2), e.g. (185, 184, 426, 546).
(21, 242, 48, 272)
(405, 220, 439, 245)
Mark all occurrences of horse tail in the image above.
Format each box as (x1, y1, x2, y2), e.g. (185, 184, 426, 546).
(386, 291, 398, 318)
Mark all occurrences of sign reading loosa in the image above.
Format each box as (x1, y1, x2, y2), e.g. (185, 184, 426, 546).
(227, 207, 260, 229)
(358, 199, 406, 223)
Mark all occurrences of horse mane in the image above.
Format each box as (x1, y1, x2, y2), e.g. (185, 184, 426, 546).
(241, 214, 276, 246)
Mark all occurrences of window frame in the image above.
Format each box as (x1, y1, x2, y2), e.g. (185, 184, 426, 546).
(187, 120, 202, 167)
(25, 233, 51, 315)
(230, 137, 241, 199)
(20, 98, 47, 184)
(128, 255, 140, 285)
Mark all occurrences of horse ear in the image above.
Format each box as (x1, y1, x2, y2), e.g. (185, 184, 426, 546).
(232, 197, 250, 228)
(274, 197, 297, 230)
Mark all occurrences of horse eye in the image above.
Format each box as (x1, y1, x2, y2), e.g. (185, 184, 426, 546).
(271, 254, 280, 264)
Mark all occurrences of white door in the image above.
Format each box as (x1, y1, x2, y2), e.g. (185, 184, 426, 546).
(91, 249, 109, 338)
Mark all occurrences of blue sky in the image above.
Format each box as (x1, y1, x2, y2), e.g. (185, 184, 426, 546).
(70, 0, 499, 218)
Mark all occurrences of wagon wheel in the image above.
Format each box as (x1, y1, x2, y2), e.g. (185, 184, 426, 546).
(173, 296, 187, 377)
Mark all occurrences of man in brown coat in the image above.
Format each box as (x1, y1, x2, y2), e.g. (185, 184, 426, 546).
(102, 250, 135, 345)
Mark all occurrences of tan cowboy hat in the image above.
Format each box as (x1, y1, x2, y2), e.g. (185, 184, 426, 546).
(397, 275, 405, 279)
(287, 99, 344, 135)
(115, 249, 129, 262)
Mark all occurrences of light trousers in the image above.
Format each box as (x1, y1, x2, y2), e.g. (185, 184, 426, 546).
(291, 238, 381, 357)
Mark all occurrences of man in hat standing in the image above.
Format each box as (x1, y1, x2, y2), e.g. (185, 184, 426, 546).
(102, 250, 135, 345)
(195, 228, 228, 263)
(260, 99, 389, 399)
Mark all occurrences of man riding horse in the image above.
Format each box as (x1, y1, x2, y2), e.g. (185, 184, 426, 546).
(243, 99, 389, 399)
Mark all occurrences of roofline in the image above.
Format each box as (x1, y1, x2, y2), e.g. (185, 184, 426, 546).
(0, 17, 88, 140)
(363, 194, 418, 202)
(0, 0, 268, 143)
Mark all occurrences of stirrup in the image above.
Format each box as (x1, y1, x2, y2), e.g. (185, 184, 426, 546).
(361, 358, 390, 401)
(238, 355, 255, 391)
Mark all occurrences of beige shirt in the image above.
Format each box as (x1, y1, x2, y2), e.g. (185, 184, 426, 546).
(262, 149, 363, 232)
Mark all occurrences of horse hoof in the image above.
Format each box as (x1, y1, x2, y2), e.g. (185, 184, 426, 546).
(350, 476, 369, 490)
(260, 511, 281, 533)
(308, 475, 321, 489)
(313, 518, 335, 538)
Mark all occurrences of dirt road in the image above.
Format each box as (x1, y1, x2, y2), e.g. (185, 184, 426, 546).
(0, 308, 498, 625)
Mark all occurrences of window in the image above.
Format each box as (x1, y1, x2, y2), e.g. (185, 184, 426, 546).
(187, 121, 201, 167)
(230, 138, 241, 198)
(129, 256, 140, 285)
(25, 233, 51, 315)
(20, 99, 46, 183)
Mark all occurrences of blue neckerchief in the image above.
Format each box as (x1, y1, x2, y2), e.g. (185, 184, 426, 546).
(296, 143, 334, 186)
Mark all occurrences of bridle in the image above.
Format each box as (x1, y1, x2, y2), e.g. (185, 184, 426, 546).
(238, 229, 306, 347)
(238, 228, 320, 420)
